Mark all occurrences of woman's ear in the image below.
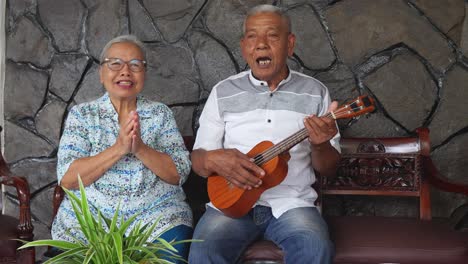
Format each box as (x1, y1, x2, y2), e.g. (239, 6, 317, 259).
(99, 66, 104, 84)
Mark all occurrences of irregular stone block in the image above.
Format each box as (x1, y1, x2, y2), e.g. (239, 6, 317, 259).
(50, 54, 90, 101)
(4, 121, 53, 163)
(283, 0, 332, 10)
(429, 65, 468, 146)
(30, 186, 55, 227)
(10, 158, 57, 194)
(431, 132, 468, 216)
(81, 0, 99, 8)
(2, 195, 20, 220)
(7, 16, 53, 67)
(286, 57, 304, 74)
(410, 0, 464, 43)
(128, 0, 163, 42)
(6, 0, 35, 30)
(341, 111, 407, 138)
(143, 74, 199, 106)
(460, 3, 468, 56)
(73, 63, 105, 105)
(188, 29, 237, 93)
(142, 0, 205, 43)
(143, 41, 199, 105)
(31, 220, 52, 261)
(326, 0, 455, 72)
(36, 98, 68, 146)
(5, 61, 48, 120)
(170, 105, 196, 136)
(38, 0, 85, 51)
(363, 52, 437, 131)
(204, 0, 275, 67)
(314, 63, 357, 102)
(86, 1, 124, 59)
(287, 5, 335, 70)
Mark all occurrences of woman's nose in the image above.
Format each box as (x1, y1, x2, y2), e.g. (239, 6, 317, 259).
(119, 63, 131, 76)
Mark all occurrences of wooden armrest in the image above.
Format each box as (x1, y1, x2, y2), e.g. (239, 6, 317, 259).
(423, 156, 468, 196)
(0, 175, 34, 240)
(52, 184, 65, 218)
(46, 184, 65, 253)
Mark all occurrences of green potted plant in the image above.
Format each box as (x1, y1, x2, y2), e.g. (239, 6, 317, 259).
(19, 177, 193, 264)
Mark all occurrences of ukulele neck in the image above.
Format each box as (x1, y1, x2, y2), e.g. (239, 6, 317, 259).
(253, 112, 334, 166)
(252, 95, 374, 166)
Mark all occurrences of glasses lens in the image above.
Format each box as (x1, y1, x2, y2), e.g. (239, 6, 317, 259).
(105, 58, 145, 72)
(129, 60, 145, 72)
(107, 58, 124, 71)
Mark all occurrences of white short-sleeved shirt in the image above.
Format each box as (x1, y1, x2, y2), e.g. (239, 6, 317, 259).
(194, 70, 341, 218)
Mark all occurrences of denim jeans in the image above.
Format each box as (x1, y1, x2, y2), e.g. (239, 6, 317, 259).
(157, 224, 193, 264)
(188, 205, 333, 264)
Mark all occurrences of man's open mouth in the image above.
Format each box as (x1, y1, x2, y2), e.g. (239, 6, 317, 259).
(256, 57, 272, 66)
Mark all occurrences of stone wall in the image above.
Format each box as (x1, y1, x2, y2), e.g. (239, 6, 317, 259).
(4, 0, 468, 260)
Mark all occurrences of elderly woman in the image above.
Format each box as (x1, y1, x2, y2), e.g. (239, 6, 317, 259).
(51, 35, 193, 261)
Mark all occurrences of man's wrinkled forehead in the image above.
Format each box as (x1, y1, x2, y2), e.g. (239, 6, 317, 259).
(243, 12, 290, 34)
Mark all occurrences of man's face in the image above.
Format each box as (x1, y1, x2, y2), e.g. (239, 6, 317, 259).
(241, 12, 295, 88)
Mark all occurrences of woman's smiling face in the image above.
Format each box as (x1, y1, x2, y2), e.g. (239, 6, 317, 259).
(99, 42, 146, 100)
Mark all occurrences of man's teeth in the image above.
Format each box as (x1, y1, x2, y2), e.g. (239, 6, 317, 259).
(259, 59, 271, 65)
(119, 81, 132, 85)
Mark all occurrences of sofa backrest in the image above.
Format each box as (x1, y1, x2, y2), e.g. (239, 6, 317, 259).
(321, 127, 432, 220)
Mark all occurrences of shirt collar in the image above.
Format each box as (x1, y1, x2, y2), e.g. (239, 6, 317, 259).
(248, 68, 292, 92)
(98, 92, 150, 118)
(98, 93, 116, 119)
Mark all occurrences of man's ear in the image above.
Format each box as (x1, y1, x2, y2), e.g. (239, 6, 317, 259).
(240, 36, 245, 49)
(287, 33, 296, 57)
(240, 37, 247, 58)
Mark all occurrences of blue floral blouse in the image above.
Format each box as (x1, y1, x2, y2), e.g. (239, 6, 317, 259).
(51, 93, 192, 242)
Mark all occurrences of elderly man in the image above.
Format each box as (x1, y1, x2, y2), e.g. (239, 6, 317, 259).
(189, 4, 340, 264)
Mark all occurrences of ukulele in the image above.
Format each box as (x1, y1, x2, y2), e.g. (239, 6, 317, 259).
(207, 95, 375, 218)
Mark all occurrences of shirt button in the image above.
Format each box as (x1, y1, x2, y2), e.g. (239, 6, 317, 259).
(267, 119, 271, 123)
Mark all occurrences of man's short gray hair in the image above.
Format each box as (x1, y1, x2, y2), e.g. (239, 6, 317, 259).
(99, 35, 146, 63)
(243, 5, 292, 34)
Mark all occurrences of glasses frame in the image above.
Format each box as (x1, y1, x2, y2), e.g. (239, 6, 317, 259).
(101, 57, 147, 72)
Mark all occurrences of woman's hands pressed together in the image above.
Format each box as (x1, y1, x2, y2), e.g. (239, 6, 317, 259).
(116, 110, 145, 156)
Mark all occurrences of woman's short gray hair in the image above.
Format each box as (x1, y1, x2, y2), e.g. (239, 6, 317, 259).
(99, 35, 146, 63)
(243, 5, 291, 33)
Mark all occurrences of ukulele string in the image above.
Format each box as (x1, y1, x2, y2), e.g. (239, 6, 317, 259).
(255, 111, 339, 164)
(253, 105, 366, 165)
(254, 129, 308, 165)
(254, 112, 334, 165)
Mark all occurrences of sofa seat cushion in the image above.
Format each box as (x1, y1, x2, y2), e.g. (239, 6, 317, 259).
(242, 240, 283, 262)
(328, 216, 468, 264)
(0, 214, 19, 239)
(0, 214, 20, 259)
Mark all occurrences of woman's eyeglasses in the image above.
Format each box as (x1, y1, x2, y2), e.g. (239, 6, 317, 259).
(101, 58, 147, 72)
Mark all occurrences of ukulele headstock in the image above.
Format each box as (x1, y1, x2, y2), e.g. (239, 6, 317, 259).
(332, 95, 375, 120)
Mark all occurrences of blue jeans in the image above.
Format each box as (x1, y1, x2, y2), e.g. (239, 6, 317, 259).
(157, 224, 193, 264)
(189, 205, 333, 264)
